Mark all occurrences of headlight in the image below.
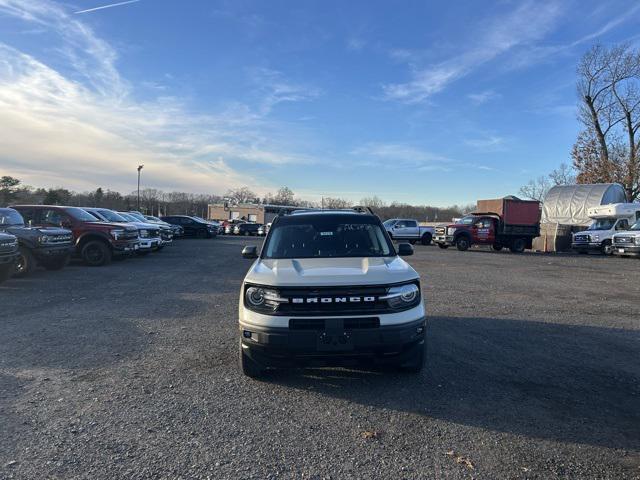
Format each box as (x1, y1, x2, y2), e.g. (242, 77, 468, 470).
(244, 286, 283, 313)
(382, 283, 421, 309)
(635, 237, 640, 245)
(139, 229, 149, 238)
(110, 229, 125, 239)
(447, 227, 456, 235)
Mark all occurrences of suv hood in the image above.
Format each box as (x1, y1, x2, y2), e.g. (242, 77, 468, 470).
(1, 225, 70, 236)
(245, 256, 419, 287)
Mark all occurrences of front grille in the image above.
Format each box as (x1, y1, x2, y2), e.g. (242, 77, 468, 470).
(274, 285, 396, 316)
(614, 236, 634, 245)
(149, 229, 160, 238)
(435, 227, 446, 235)
(574, 234, 590, 243)
(289, 317, 380, 330)
(48, 235, 72, 244)
(0, 241, 18, 253)
(123, 230, 139, 240)
(160, 230, 173, 240)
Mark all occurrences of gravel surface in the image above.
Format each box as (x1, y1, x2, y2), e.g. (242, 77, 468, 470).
(1, 238, 639, 479)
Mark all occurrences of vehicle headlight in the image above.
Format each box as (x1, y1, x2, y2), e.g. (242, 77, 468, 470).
(383, 283, 421, 309)
(110, 229, 125, 239)
(635, 237, 640, 245)
(37, 235, 50, 244)
(139, 229, 149, 238)
(447, 227, 456, 235)
(244, 286, 282, 312)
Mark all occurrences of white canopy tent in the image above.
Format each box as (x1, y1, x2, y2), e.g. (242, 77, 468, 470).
(541, 183, 627, 226)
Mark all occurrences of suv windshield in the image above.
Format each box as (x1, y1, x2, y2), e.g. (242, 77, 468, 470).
(588, 218, 616, 230)
(0, 208, 25, 226)
(67, 207, 101, 222)
(263, 214, 394, 259)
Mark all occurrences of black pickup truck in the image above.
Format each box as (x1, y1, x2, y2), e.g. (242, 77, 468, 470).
(0, 208, 74, 276)
(0, 232, 19, 284)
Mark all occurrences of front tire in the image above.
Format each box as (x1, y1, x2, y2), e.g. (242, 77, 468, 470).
(81, 241, 112, 266)
(421, 233, 432, 246)
(509, 238, 526, 253)
(455, 236, 470, 251)
(239, 341, 265, 378)
(14, 247, 36, 277)
(601, 240, 613, 255)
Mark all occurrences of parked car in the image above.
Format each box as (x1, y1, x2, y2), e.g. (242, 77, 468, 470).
(238, 208, 424, 377)
(257, 223, 271, 236)
(116, 212, 163, 254)
(234, 222, 262, 236)
(224, 218, 246, 234)
(0, 232, 19, 284)
(144, 215, 184, 238)
(433, 197, 540, 253)
(0, 207, 74, 277)
(383, 219, 434, 245)
(612, 218, 640, 257)
(11, 205, 139, 266)
(81, 208, 158, 256)
(160, 215, 218, 238)
(126, 212, 174, 248)
(572, 203, 640, 255)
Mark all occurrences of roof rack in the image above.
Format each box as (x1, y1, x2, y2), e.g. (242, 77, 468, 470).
(286, 206, 376, 216)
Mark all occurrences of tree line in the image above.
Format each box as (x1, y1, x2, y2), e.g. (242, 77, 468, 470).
(1, 177, 471, 223)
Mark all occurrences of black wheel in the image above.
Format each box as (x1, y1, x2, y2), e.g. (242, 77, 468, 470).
(239, 341, 265, 378)
(437, 243, 449, 249)
(14, 247, 36, 277)
(0, 264, 13, 284)
(398, 342, 425, 373)
(41, 255, 70, 271)
(509, 238, 526, 253)
(81, 241, 112, 266)
(601, 240, 613, 255)
(492, 244, 503, 251)
(421, 233, 432, 246)
(455, 236, 470, 251)
(197, 229, 207, 239)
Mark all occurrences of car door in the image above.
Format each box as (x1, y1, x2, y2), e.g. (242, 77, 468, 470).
(182, 218, 198, 236)
(404, 220, 419, 239)
(474, 218, 494, 244)
(392, 220, 409, 239)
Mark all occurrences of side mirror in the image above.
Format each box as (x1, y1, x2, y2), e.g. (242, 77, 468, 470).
(242, 245, 258, 259)
(397, 243, 413, 256)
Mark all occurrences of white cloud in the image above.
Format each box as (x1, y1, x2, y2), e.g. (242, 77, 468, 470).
(383, 1, 562, 103)
(0, 0, 316, 194)
(467, 90, 500, 106)
(350, 143, 452, 171)
(464, 135, 506, 150)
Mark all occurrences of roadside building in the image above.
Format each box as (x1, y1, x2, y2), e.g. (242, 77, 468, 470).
(207, 203, 299, 223)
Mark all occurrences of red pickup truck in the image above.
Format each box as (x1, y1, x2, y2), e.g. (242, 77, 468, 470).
(433, 197, 541, 253)
(11, 205, 140, 266)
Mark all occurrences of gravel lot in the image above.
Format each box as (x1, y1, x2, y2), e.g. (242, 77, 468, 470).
(1, 237, 639, 479)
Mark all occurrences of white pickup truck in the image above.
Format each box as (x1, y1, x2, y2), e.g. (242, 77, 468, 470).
(571, 203, 640, 255)
(383, 219, 434, 245)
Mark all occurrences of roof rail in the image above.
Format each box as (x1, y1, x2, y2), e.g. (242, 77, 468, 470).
(285, 206, 376, 216)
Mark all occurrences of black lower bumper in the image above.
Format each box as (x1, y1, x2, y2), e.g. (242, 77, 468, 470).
(571, 243, 601, 253)
(34, 244, 74, 260)
(240, 318, 426, 368)
(112, 240, 140, 255)
(613, 245, 640, 256)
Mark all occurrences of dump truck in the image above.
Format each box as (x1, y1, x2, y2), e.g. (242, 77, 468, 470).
(433, 197, 541, 253)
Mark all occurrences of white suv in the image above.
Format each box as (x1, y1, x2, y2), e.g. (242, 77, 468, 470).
(238, 209, 426, 377)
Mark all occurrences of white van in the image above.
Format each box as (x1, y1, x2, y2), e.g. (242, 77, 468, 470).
(571, 203, 640, 255)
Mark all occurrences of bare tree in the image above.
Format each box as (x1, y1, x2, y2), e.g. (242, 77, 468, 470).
(360, 195, 386, 208)
(225, 187, 257, 205)
(519, 176, 552, 202)
(322, 197, 350, 209)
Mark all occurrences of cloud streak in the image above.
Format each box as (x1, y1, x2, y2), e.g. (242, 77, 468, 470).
(74, 0, 141, 15)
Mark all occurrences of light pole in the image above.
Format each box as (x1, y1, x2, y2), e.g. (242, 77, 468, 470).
(137, 164, 144, 211)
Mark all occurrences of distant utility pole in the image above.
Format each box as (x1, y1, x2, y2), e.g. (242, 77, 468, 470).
(136, 164, 144, 210)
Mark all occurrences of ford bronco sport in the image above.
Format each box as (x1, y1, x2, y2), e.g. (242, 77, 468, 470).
(0, 232, 19, 284)
(238, 208, 426, 378)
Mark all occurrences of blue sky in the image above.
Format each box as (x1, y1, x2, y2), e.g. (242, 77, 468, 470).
(0, 0, 639, 206)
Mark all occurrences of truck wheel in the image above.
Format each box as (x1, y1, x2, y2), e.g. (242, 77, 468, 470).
(492, 244, 503, 251)
(0, 264, 13, 284)
(81, 240, 112, 266)
(455, 237, 470, 251)
(41, 255, 70, 271)
(509, 238, 526, 253)
(398, 342, 425, 373)
(421, 233, 432, 246)
(437, 244, 449, 249)
(14, 247, 36, 277)
(601, 240, 613, 255)
(239, 341, 265, 378)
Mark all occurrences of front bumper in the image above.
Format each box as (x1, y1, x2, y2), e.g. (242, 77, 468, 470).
(240, 316, 426, 368)
(434, 235, 454, 244)
(613, 245, 640, 256)
(571, 242, 602, 252)
(139, 238, 161, 251)
(33, 244, 74, 259)
(112, 239, 140, 255)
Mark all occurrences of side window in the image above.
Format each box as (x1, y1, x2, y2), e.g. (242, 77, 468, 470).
(396, 221, 407, 228)
(406, 220, 418, 228)
(16, 208, 35, 224)
(41, 209, 65, 227)
(616, 219, 629, 230)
